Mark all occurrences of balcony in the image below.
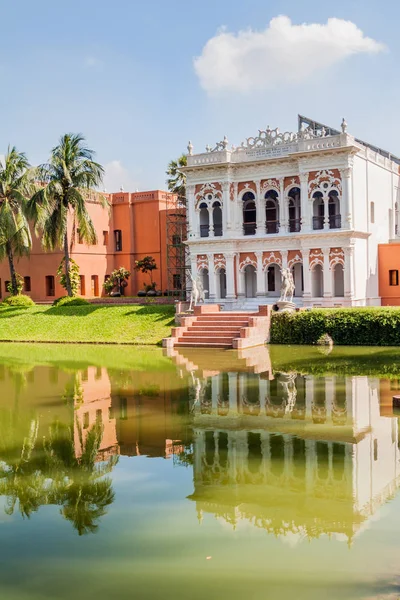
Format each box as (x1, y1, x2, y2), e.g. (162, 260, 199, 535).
(312, 216, 324, 230)
(329, 214, 341, 229)
(265, 220, 279, 235)
(289, 219, 301, 233)
(243, 222, 257, 236)
(200, 225, 209, 238)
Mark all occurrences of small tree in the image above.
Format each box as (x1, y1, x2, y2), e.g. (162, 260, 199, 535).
(103, 267, 130, 296)
(57, 257, 80, 296)
(134, 256, 157, 291)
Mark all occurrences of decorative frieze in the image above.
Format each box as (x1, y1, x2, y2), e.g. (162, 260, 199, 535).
(309, 248, 324, 269)
(262, 251, 282, 270)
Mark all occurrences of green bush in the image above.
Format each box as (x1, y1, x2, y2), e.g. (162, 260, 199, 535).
(270, 307, 400, 346)
(2, 294, 35, 307)
(53, 296, 90, 307)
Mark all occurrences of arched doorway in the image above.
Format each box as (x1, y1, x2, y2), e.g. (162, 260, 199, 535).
(212, 201, 223, 236)
(291, 263, 304, 297)
(216, 269, 227, 299)
(288, 187, 301, 232)
(244, 265, 257, 298)
(333, 263, 344, 297)
(265, 190, 279, 234)
(266, 264, 280, 297)
(328, 191, 341, 229)
(312, 192, 324, 230)
(242, 192, 257, 235)
(311, 264, 323, 297)
(199, 269, 209, 299)
(199, 203, 209, 238)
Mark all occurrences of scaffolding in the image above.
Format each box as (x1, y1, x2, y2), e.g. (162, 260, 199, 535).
(165, 193, 191, 300)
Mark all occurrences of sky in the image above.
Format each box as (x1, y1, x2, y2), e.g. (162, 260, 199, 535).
(1, 0, 400, 192)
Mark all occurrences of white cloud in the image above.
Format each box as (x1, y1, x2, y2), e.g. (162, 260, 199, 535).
(103, 160, 140, 193)
(194, 16, 386, 94)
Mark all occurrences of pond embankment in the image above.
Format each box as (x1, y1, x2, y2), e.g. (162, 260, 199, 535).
(0, 304, 175, 345)
(271, 307, 400, 346)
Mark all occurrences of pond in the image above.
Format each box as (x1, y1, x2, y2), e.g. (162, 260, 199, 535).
(0, 342, 400, 600)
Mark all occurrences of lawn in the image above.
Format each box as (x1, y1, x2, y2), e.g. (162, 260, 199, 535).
(0, 304, 175, 345)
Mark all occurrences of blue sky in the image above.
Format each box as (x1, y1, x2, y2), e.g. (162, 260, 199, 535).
(1, 0, 399, 191)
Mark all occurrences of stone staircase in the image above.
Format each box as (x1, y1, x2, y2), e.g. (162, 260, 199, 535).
(163, 304, 271, 350)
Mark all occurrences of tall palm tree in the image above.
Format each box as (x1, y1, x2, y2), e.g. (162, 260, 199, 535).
(166, 153, 187, 199)
(0, 147, 34, 295)
(28, 134, 105, 296)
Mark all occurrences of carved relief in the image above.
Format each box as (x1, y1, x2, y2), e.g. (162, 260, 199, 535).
(195, 182, 223, 209)
(260, 178, 280, 194)
(238, 181, 257, 195)
(262, 251, 282, 271)
(329, 247, 345, 269)
(309, 248, 324, 269)
(197, 255, 209, 271)
(308, 170, 342, 196)
(284, 176, 300, 192)
(287, 250, 303, 268)
(239, 253, 257, 272)
(214, 254, 226, 271)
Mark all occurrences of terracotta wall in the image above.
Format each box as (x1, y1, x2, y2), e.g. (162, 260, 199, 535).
(378, 243, 400, 305)
(0, 190, 174, 301)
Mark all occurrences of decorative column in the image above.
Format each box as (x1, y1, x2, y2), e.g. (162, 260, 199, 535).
(299, 172, 309, 232)
(207, 253, 217, 301)
(255, 251, 266, 297)
(232, 182, 239, 234)
(343, 246, 355, 301)
(281, 250, 288, 271)
(255, 180, 264, 234)
(302, 249, 312, 300)
(323, 196, 329, 231)
(236, 253, 245, 298)
(186, 184, 196, 239)
(225, 252, 236, 299)
(279, 178, 287, 233)
(222, 181, 231, 233)
(322, 248, 333, 301)
(340, 167, 353, 229)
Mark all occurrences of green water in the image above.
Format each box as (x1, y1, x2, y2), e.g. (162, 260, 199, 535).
(0, 343, 400, 600)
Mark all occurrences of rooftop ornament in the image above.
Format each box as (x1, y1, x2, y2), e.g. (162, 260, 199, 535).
(341, 118, 348, 133)
(187, 140, 193, 156)
(207, 135, 229, 153)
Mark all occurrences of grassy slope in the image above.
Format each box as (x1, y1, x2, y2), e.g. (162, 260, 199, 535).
(0, 304, 175, 345)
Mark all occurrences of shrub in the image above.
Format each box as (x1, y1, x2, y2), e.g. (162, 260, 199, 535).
(57, 258, 80, 296)
(2, 294, 35, 307)
(53, 296, 89, 307)
(6, 274, 24, 296)
(270, 307, 400, 346)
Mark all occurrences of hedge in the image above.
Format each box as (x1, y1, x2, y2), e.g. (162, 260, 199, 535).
(270, 307, 400, 346)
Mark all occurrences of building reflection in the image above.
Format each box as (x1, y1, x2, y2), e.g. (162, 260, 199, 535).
(0, 349, 400, 542)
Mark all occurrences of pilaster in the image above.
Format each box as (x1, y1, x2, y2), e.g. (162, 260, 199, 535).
(299, 172, 309, 232)
(207, 253, 216, 300)
(322, 247, 332, 299)
(255, 251, 266, 297)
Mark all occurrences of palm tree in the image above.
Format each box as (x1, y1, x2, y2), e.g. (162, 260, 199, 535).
(166, 153, 187, 199)
(28, 134, 105, 296)
(0, 147, 34, 295)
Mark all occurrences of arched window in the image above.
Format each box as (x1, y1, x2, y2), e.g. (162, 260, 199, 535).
(212, 201, 223, 236)
(328, 190, 341, 229)
(199, 202, 209, 237)
(242, 192, 256, 236)
(244, 264, 257, 297)
(265, 190, 279, 234)
(288, 187, 301, 232)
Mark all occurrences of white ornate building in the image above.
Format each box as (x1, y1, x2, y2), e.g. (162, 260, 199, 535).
(183, 116, 400, 308)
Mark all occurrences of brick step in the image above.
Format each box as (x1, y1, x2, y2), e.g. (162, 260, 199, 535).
(197, 315, 250, 321)
(182, 330, 239, 338)
(174, 341, 233, 349)
(178, 336, 234, 344)
(194, 320, 249, 326)
(188, 326, 242, 333)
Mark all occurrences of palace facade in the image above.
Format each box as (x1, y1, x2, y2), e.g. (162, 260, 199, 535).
(183, 116, 400, 308)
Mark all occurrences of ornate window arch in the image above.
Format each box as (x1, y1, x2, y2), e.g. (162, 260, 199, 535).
(239, 256, 257, 272)
(308, 170, 342, 201)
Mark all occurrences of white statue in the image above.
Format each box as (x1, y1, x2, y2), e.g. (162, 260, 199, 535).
(280, 268, 295, 303)
(187, 140, 193, 156)
(341, 118, 348, 134)
(188, 273, 207, 311)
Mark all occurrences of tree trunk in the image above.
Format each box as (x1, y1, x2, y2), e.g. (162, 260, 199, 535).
(6, 242, 18, 296)
(63, 232, 73, 297)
